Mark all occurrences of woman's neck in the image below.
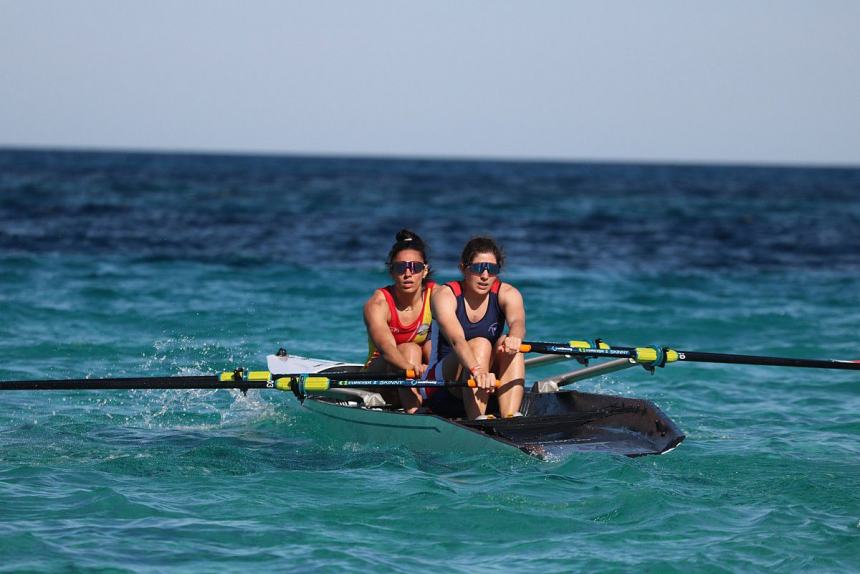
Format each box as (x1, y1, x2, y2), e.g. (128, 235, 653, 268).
(462, 285, 489, 310)
(392, 284, 424, 310)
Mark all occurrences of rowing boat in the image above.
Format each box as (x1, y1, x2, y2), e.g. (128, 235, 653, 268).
(5, 338, 857, 460)
(267, 354, 685, 459)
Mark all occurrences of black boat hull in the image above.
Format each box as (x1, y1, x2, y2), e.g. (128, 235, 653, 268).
(464, 389, 685, 458)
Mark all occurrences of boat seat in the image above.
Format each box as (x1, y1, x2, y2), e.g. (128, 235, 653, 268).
(531, 380, 559, 394)
(310, 387, 387, 408)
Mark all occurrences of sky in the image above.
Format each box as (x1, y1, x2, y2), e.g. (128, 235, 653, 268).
(1, 0, 859, 166)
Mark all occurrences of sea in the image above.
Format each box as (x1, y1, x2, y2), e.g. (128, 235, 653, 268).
(0, 149, 858, 573)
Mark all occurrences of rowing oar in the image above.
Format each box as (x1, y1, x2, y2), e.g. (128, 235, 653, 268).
(0, 368, 487, 394)
(520, 340, 860, 371)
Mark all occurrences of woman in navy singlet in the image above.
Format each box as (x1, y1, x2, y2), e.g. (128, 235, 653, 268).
(426, 236, 526, 420)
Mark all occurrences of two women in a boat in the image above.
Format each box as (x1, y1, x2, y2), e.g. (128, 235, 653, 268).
(364, 231, 526, 419)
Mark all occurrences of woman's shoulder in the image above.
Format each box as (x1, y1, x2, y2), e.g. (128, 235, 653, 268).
(365, 286, 393, 312)
(497, 281, 522, 300)
(427, 280, 460, 294)
(430, 282, 458, 307)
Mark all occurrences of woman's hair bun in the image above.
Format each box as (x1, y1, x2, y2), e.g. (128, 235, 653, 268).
(396, 229, 416, 243)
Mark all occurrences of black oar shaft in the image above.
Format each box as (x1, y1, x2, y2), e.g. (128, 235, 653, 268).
(0, 369, 417, 392)
(673, 351, 860, 370)
(274, 370, 413, 381)
(521, 342, 635, 360)
(521, 340, 860, 371)
(0, 376, 272, 391)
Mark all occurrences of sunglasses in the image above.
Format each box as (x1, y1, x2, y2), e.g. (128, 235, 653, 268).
(389, 260, 427, 274)
(465, 262, 501, 276)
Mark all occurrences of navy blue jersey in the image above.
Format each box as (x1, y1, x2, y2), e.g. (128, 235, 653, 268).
(428, 280, 506, 366)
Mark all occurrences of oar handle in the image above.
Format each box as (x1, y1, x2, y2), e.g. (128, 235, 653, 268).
(465, 379, 502, 388)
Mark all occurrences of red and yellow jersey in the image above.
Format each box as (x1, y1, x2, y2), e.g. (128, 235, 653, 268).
(366, 282, 435, 363)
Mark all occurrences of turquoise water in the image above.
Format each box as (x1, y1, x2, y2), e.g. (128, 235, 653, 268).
(1, 150, 859, 572)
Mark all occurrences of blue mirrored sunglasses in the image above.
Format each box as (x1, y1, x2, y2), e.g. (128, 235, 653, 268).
(389, 261, 426, 274)
(466, 262, 500, 276)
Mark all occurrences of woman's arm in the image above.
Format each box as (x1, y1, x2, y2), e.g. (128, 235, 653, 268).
(363, 291, 415, 372)
(498, 283, 526, 355)
(431, 288, 495, 388)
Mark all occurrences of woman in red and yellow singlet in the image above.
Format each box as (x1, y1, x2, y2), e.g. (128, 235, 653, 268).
(364, 229, 435, 413)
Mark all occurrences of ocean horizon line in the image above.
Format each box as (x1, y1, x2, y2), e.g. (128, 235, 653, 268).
(2, 144, 858, 172)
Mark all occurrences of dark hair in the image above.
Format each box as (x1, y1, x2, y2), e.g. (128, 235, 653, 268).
(460, 236, 505, 268)
(387, 229, 433, 281)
